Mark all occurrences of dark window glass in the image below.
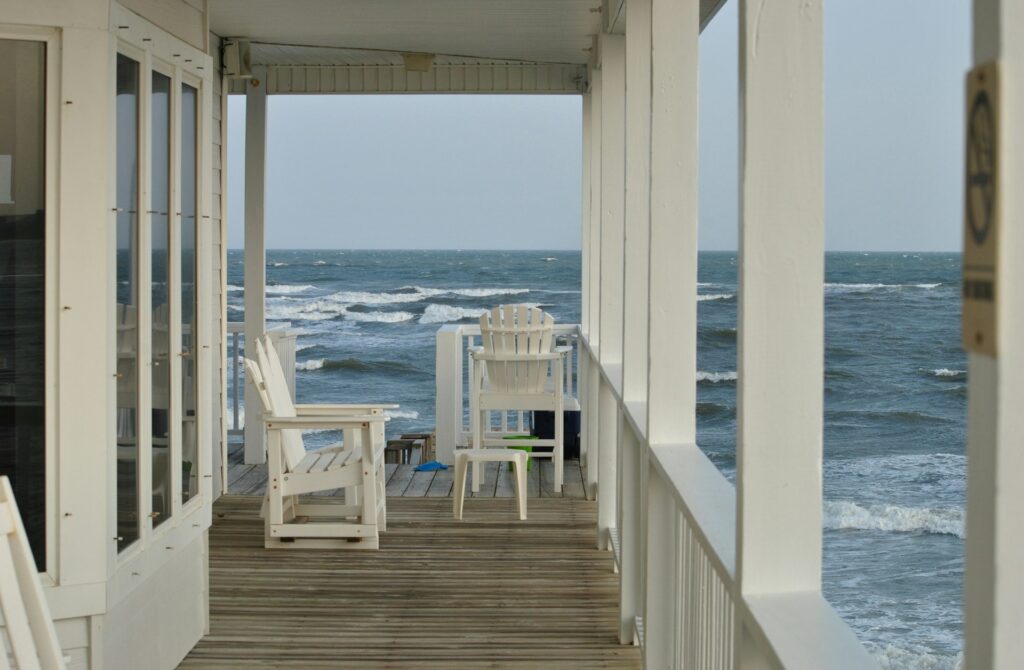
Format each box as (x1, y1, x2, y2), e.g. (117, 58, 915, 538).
(0, 39, 47, 570)
(116, 53, 140, 551)
(151, 71, 171, 526)
(180, 83, 198, 504)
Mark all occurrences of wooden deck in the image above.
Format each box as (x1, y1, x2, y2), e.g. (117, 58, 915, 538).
(179, 496, 640, 669)
(226, 441, 590, 499)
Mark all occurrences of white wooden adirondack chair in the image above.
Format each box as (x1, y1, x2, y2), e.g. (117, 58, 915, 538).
(0, 477, 66, 670)
(455, 305, 569, 519)
(245, 336, 394, 549)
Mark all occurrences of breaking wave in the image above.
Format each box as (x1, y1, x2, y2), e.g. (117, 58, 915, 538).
(698, 293, 734, 302)
(419, 304, 487, 324)
(295, 358, 325, 371)
(826, 282, 943, 295)
(824, 500, 965, 539)
(385, 409, 420, 420)
(295, 357, 423, 375)
(266, 284, 317, 295)
(927, 368, 966, 380)
(870, 644, 963, 670)
(342, 310, 415, 323)
(697, 371, 737, 383)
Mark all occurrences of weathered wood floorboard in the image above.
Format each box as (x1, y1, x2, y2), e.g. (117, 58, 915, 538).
(180, 496, 638, 670)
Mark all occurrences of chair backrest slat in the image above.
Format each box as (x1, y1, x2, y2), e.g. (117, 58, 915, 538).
(253, 337, 308, 471)
(0, 478, 65, 670)
(479, 304, 555, 395)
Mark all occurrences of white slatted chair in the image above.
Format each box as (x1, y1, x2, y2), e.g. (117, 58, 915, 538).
(454, 305, 569, 519)
(0, 477, 66, 670)
(245, 336, 393, 549)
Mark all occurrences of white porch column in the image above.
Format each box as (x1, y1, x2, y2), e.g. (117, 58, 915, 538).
(617, 0, 652, 645)
(596, 32, 625, 552)
(589, 70, 603, 351)
(243, 67, 268, 464)
(965, 2, 1024, 667)
(735, 0, 823, 663)
(644, 0, 699, 661)
(581, 90, 592, 340)
(598, 34, 626, 385)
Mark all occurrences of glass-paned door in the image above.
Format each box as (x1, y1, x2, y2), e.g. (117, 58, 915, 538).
(115, 53, 141, 551)
(0, 39, 47, 570)
(180, 82, 198, 504)
(151, 71, 172, 527)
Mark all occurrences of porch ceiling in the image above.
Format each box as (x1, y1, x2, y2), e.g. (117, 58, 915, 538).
(209, 0, 603, 65)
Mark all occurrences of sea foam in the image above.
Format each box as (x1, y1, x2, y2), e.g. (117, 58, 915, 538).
(698, 293, 734, 302)
(697, 371, 737, 383)
(419, 304, 487, 324)
(870, 644, 963, 670)
(824, 500, 965, 539)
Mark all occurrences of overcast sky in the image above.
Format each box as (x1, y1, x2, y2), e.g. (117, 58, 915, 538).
(227, 0, 970, 251)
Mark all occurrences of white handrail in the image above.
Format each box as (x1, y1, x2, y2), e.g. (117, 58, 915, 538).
(576, 335, 877, 669)
(435, 323, 581, 465)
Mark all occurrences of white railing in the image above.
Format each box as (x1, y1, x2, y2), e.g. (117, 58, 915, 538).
(434, 323, 581, 465)
(578, 337, 874, 669)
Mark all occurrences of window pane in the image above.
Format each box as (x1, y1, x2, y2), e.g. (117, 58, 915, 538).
(116, 53, 140, 551)
(0, 39, 46, 570)
(180, 83, 198, 504)
(151, 71, 171, 526)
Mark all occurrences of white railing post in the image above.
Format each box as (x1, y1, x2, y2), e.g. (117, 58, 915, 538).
(643, 468, 678, 667)
(243, 66, 268, 465)
(618, 0, 652, 645)
(965, 2, 1024, 668)
(586, 350, 600, 498)
(735, 0, 831, 665)
(435, 325, 463, 465)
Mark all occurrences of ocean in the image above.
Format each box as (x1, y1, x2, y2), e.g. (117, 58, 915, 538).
(227, 249, 965, 670)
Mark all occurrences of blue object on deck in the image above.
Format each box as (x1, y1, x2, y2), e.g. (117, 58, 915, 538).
(415, 460, 449, 472)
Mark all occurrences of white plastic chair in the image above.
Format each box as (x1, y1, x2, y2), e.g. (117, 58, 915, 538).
(454, 305, 569, 519)
(0, 476, 66, 669)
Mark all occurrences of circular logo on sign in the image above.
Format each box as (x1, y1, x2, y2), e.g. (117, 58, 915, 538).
(967, 90, 995, 246)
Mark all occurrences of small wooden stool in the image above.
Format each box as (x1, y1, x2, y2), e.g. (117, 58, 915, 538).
(400, 432, 435, 463)
(385, 439, 417, 464)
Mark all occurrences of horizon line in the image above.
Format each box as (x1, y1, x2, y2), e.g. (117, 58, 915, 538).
(229, 247, 964, 254)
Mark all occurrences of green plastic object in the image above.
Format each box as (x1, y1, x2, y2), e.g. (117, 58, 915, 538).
(502, 435, 534, 472)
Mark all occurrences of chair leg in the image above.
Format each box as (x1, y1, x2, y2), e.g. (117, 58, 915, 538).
(513, 453, 527, 521)
(453, 453, 468, 520)
(376, 462, 387, 532)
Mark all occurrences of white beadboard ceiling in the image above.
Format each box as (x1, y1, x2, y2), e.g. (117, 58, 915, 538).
(210, 0, 726, 67)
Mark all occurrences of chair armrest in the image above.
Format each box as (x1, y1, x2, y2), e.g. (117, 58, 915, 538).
(295, 403, 398, 415)
(472, 352, 563, 362)
(264, 414, 390, 430)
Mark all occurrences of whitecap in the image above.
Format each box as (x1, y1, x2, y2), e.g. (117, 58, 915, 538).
(227, 284, 244, 292)
(869, 644, 963, 670)
(698, 293, 734, 302)
(344, 310, 415, 323)
(295, 342, 317, 352)
(826, 282, 943, 294)
(420, 304, 487, 324)
(823, 500, 965, 539)
(385, 409, 420, 420)
(266, 284, 317, 295)
(270, 262, 288, 267)
(931, 368, 966, 378)
(542, 257, 558, 262)
(697, 371, 737, 383)
(313, 260, 328, 266)
(295, 358, 326, 371)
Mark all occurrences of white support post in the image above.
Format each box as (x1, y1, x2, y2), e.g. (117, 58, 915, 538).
(618, 0, 652, 646)
(964, 2, 1024, 668)
(643, 468, 678, 668)
(243, 67, 268, 464)
(435, 326, 463, 465)
(622, 0, 652, 406)
(646, 0, 699, 447)
(735, 0, 824, 663)
(589, 70, 604, 351)
(582, 90, 593, 340)
(599, 33, 626, 386)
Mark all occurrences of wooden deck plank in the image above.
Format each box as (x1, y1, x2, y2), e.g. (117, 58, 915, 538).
(424, 467, 453, 497)
(403, 469, 435, 497)
(563, 460, 586, 500)
(386, 464, 416, 496)
(540, 460, 561, 498)
(182, 496, 638, 669)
